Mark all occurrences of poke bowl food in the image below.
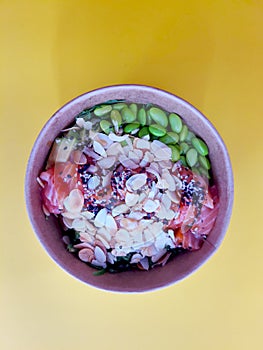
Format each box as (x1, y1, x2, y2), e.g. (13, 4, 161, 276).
(25, 85, 233, 292)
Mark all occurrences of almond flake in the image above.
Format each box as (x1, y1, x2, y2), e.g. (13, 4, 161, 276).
(139, 151, 154, 167)
(95, 133, 113, 149)
(143, 199, 159, 213)
(106, 142, 124, 156)
(128, 211, 145, 220)
(130, 253, 143, 264)
(112, 204, 129, 217)
(119, 154, 138, 169)
(126, 173, 147, 192)
(125, 192, 139, 207)
(151, 140, 171, 160)
(96, 235, 110, 249)
(128, 150, 140, 164)
(167, 190, 181, 203)
(94, 246, 106, 263)
(134, 138, 151, 150)
(94, 208, 107, 227)
(93, 140, 107, 157)
(115, 229, 130, 243)
(105, 214, 117, 234)
(109, 133, 128, 142)
(97, 156, 116, 169)
(120, 218, 138, 230)
(79, 248, 94, 263)
(162, 169, 176, 191)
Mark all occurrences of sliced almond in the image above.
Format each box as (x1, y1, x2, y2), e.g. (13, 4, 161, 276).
(143, 199, 159, 213)
(151, 140, 172, 160)
(162, 169, 176, 191)
(133, 149, 143, 158)
(96, 234, 110, 249)
(79, 248, 94, 263)
(94, 246, 107, 263)
(167, 190, 181, 203)
(97, 227, 112, 242)
(126, 173, 147, 192)
(112, 204, 129, 217)
(151, 249, 167, 263)
(139, 151, 154, 167)
(106, 142, 124, 156)
(130, 253, 143, 264)
(128, 211, 145, 220)
(134, 138, 151, 150)
(97, 156, 116, 169)
(120, 218, 138, 230)
(94, 208, 107, 227)
(93, 140, 107, 157)
(128, 150, 140, 164)
(109, 133, 128, 142)
(125, 192, 139, 207)
(83, 147, 102, 161)
(105, 214, 117, 234)
(94, 133, 113, 149)
(161, 193, 172, 209)
(143, 228, 155, 243)
(115, 229, 130, 243)
(119, 154, 138, 169)
(81, 211, 95, 220)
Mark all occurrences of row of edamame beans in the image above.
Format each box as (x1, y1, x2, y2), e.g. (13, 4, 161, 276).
(92, 102, 211, 178)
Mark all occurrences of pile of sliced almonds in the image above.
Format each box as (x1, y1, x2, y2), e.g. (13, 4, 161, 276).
(61, 126, 184, 269)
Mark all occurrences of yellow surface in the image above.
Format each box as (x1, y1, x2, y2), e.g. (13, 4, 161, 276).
(1, 0, 263, 349)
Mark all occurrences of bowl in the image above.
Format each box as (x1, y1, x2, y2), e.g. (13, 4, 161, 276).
(25, 84, 234, 293)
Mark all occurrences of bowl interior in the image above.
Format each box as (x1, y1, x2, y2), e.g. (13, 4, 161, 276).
(25, 85, 234, 293)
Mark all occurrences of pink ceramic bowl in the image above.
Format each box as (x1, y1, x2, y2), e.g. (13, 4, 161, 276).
(25, 85, 233, 293)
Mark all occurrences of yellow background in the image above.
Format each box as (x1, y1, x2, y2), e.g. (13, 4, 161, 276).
(1, 0, 263, 349)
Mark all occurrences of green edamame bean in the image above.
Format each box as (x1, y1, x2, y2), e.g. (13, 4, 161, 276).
(179, 142, 190, 154)
(138, 108, 146, 126)
(149, 107, 168, 128)
(110, 110, 122, 126)
(138, 126, 149, 138)
(149, 124, 166, 137)
(199, 166, 210, 179)
(191, 137, 209, 156)
(121, 107, 136, 123)
(124, 123, 140, 133)
(198, 155, 211, 170)
(159, 132, 179, 145)
(169, 145, 180, 162)
(113, 103, 127, 110)
(94, 105, 112, 117)
(191, 167, 200, 175)
(169, 113, 182, 133)
(186, 131, 195, 142)
(180, 155, 187, 167)
(186, 148, 198, 167)
(179, 125, 188, 142)
(129, 103, 138, 118)
(100, 120, 112, 134)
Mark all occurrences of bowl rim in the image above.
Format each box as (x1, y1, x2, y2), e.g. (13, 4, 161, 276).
(25, 84, 234, 293)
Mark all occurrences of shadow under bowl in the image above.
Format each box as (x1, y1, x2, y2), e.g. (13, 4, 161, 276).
(25, 84, 234, 293)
